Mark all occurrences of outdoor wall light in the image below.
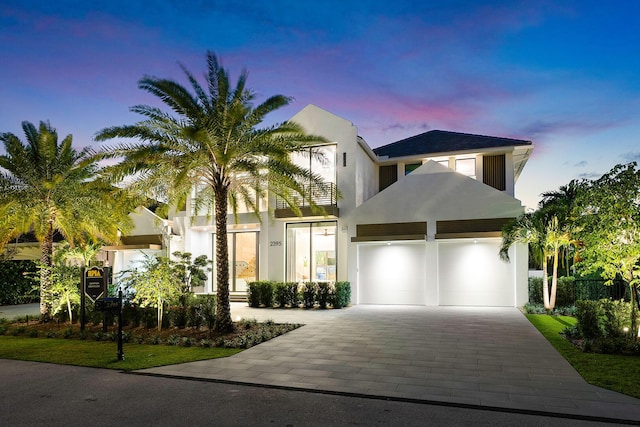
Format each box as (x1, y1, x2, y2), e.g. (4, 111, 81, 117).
(473, 239, 478, 244)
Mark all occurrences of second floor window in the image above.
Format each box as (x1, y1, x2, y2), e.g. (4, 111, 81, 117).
(291, 144, 337, 185)
(455, 158, 476, 179)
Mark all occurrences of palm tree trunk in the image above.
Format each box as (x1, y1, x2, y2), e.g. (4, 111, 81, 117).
(40, 222, 54, 321)
(542, 250, 551, 310)
(214, 183, 233, 332)
(157, 297, 163, 332)
(550, 245, 559, 309)
(67, 295, 73, 324)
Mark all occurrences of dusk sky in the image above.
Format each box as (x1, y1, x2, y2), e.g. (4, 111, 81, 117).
(1, 1, 639, 209)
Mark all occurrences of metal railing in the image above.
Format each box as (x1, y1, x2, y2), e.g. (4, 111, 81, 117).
(275, 182, 337, 210)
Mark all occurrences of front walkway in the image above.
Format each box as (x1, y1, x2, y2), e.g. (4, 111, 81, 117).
(139, 304, 640, 422)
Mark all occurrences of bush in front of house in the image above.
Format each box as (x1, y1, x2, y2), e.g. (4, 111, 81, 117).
(317, 282, 332, 309)
(246, 281, 275, 307)
(332, 281, 351, 308)
(301, 282, 317, 308)
(246, 281, 350, 309)
(573, 299, 639, 354)
(273, 282, 299, 307)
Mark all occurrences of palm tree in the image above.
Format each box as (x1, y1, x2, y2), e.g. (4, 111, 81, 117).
(0, 121, 133, 319)
(540, 180, 580, 277)
(95, 51, 331, 332)
(501, 212, 549, 309)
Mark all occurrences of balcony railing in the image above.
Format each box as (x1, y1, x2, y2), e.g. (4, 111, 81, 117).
(274, 182, 338, 218)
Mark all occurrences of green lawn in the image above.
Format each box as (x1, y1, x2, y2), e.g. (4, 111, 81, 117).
(526, 314, 640, 399)
(0, 336, 241, 371)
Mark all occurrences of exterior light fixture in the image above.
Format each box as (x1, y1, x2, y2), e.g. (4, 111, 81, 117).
(473, 239, 478, 244)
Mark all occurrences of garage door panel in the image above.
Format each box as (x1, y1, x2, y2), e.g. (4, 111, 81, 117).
(358, 243, 426, 305)
(438, 240, 513, 306)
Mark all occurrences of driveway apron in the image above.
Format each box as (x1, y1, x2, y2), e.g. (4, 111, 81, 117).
(138, 305, 640, 422)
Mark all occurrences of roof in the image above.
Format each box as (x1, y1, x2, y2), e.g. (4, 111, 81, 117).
(373, 130, 532, 158)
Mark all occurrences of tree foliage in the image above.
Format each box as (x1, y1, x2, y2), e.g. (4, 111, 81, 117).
(574, 162, 640, 337)
(95, 51, 330, 332)
(0, 121, 135, 319)
(116, 252, 212, 331)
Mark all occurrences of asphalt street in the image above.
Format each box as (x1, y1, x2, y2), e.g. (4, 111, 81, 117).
(0, 359, 629, 427)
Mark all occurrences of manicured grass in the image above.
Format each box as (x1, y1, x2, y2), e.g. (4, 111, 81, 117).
(0, 336, 242, 371)
(526, 314, 640, 399)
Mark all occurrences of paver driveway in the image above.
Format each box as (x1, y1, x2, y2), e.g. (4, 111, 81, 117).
(139, 304, 640, 422)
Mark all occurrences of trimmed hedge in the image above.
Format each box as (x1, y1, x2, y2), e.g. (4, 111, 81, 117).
(247, 281, 351, 309)
(0, 260, 39, 305)
(528, 276, 576, 306)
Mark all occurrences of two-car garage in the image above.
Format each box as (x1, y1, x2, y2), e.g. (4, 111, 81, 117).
(348, 161, 528, 308)
(356, 238, 523, 307)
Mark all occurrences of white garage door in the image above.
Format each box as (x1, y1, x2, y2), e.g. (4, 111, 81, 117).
(357, 243, 426, 305)
(438, 239, 514, 306)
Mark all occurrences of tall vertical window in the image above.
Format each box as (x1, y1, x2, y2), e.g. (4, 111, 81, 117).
(286, 221, 337, 282)
(227, 232, 258, 292)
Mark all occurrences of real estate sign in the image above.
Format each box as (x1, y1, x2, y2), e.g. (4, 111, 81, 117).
(85, 267, 105, 300)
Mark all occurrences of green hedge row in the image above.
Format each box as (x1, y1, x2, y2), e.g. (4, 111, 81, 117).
(528, 276, 577, 306)
(247, 281, 351, 309)
(0, 260, 39, 305)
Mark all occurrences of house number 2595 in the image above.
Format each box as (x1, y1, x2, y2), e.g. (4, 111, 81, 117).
(269, 241, 282, 247)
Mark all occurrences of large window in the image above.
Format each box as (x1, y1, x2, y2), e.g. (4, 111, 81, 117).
(286, 221, 337, 282)
(291, 144, 337, 185)
(227, 232, 258, 292)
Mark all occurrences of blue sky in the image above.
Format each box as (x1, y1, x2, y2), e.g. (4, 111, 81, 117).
(1, 0, 639, 209)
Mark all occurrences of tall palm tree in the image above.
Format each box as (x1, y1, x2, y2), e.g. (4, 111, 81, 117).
(95, 51, 331, 332)
(0, 121, 133, 319)
(501, 210, 572, 310)
(540, 180, 580, 277)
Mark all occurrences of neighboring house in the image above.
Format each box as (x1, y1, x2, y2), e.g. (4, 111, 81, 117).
(163, 104, 533, 307)
(100, 206, 172, 277)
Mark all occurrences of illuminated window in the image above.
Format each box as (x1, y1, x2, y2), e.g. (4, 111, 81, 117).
(286, 221, 337, 282)
(455, 158, 476, 179)
(227, 232, 258, 293)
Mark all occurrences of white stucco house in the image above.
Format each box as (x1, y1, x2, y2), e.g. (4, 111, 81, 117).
(104, 104, 533, 307)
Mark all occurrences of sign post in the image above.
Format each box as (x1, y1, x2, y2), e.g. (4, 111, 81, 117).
(95, 291, 124, 361)
(80, 266, 106, 332)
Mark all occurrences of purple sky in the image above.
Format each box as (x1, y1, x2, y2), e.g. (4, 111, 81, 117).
(2, 1, 639, 209)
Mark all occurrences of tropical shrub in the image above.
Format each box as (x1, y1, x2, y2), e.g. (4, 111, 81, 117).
(575, 300, 603, 339)
(247, 281, 260, 307)
(302, 282, 317, 308)
(574, 298, 638, 344)
(197, 294, 216, 335)
(317, 282, 332, 309)
(333, 281, 351, 308)
(258, 281, 274, 307)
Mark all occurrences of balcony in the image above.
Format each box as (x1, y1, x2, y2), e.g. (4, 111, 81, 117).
(274, 182, 339, 218)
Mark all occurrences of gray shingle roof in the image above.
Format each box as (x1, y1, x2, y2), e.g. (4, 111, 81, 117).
(373, 130, 532, 158)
